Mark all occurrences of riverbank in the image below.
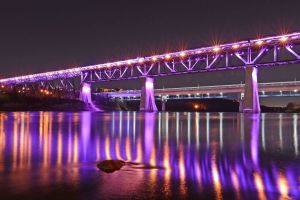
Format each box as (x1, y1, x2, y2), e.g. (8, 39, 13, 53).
(0, 93, 87, 111)
(93, 95, 291, 113)
(0, 92, 298, 112)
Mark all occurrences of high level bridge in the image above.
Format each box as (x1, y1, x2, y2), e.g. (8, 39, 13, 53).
(1, 32, 300, 112)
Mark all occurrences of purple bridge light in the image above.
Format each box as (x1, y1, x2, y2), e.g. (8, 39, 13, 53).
(0, 32, 300, 84)
(1, 32, 300, 112)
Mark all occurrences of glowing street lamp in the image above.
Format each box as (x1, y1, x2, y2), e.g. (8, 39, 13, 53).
(255, 40, 263, 46)
(213, 47, 220, 53)
(152, 56, 157, 62)
(232, 44, 240, 49)
(165, 54, 171, 60)
(280, 36, 288, 43)
(138, 58, 144, 64)
(180, 52, 186, 58)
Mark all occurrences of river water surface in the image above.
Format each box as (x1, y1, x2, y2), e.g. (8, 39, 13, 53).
(0, 112, 299, 199)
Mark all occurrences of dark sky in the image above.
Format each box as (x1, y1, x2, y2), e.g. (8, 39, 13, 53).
(1, 0, 300, 90)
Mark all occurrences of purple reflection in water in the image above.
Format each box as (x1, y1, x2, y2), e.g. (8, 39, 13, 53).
(0, 112, 299, 199)
(144, 112, 155, 162)
(81, 112, 91, 160)
(250, 114, 260, 166)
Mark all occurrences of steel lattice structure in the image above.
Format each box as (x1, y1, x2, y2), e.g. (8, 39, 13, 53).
(1, 32, 300, 85)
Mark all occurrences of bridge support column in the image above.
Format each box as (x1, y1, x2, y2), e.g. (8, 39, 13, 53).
(140, 77, 158, 112)
(80, 82, 92, 104)
(242, 66, 260, 113)
(161, 96, 167, 111)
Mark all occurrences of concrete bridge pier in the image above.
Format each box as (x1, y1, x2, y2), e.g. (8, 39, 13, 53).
(161, 96, 167, 111)
(238, 93, 244, 112)
(241, 66, 261, 113)
(80, 82, 92, 103)
(80, 82, 101, 111)
(140, 77, 158, 112)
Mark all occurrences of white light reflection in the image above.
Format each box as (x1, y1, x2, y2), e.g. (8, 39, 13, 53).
(158, 112, 161, 147)
(206, 113, 210, 148)
(176, 112, 180, 147)
(195, 112, 200, 149)
(219, 113, 223, 150)
(293, 114, 298, 155)
(127, 112, 130, 135)
(133, 112, 136, 141)
(240, 114, 244, 141)
(187, 113, 191, 146)
(261, 113, 266, 151)
(119, 111, 122, 138)
(112, 112, 115, 135)
(165, 113, 169, 142)
(279, 114, 283, 150)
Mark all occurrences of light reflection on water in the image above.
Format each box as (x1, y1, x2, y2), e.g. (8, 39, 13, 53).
(0, 111, 299, 199)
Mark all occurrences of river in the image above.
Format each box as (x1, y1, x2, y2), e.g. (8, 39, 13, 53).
(0, 112, 299, 199)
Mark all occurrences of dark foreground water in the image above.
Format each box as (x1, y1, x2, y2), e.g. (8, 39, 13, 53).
(0, 112, 299, 200)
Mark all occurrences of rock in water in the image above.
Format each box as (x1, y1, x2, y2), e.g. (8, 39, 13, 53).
(97, 160, 125, 173)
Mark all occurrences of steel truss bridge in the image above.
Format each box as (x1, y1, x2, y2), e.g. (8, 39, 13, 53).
(1, 32, 300, 112)
(1, 32, 300, 85)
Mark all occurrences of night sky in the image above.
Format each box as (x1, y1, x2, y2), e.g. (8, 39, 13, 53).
(1, 0, 300, 94)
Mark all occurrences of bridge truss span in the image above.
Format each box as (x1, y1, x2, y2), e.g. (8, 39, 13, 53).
(81, 33, 300, 82)
(0, 32, 300, 84)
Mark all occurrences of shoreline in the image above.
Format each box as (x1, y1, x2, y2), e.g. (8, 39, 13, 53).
(0, 92, 299, 113)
